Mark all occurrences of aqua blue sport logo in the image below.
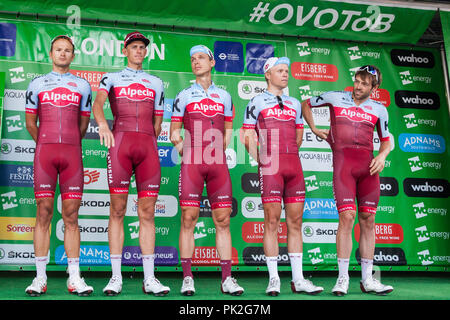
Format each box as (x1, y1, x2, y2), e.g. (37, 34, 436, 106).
(303, 198, 339, 220)
(55, 245, 110, 265)
(399, 133, 445, 153)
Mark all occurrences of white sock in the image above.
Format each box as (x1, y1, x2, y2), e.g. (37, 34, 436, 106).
(289, 253, 304, 282)
(110, 254, 122, 280)
(338, 258, 350, 279)
(266, 256, 279, 279)
(35, 256, 48, 280)
(67, 257, 80, 277)
(361, 258, 373, 281)
(142, 254, 155, 280)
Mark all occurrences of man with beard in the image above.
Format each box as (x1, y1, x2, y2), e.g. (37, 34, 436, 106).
(301, 65, 393, 296)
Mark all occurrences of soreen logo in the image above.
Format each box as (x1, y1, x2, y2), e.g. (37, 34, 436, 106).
(399, 133, 445, 154)
(403, 178, 449, 198)
(391, 49, 434, 68)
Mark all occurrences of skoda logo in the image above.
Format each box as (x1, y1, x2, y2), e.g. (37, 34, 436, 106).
(303, 226, 314, 237)
(242, 84, 252, 95)
(1, 143, 12, 154)
(245, 200, 256, 212)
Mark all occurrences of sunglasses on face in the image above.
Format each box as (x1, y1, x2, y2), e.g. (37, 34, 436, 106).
(358, 65, 378, 83)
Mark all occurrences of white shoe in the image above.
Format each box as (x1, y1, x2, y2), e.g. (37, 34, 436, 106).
(332, 276, 349, 296)
(360, 277, 393, 295)
(291, 278, 323, 295)
(67, 275, 94, 296)
(180, 276, 195, 296)
(103, 276, 122, 296)
(25, 276, 47, 296)
(266, 277, 281, 296)
(143, 276, 170, 296)
(221, 276, 244, 296)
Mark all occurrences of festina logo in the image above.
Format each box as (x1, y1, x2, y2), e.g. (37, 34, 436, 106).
(116, 84, 155, 100)
(40, 88, 81, 106)
(337, 107, 374, 123)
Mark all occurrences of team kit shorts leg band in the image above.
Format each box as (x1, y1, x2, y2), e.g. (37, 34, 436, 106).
(333, 148, 380, 214)
(178, 151, 232, 209)
(259, 154, 306, 204)
(107, 132, 161, 198)
(33, 143, 83, 200)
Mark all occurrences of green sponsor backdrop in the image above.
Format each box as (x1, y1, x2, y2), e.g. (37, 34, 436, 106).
(441, 11, 450, 80)
(0, 72, 4, 141)
(0, 17, 449, 272)
(0, 0, 436, 44)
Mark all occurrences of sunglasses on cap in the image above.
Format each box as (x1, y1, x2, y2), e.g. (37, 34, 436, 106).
(358, 65, 378, 83)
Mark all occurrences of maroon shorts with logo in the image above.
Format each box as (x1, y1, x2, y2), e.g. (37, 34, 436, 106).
(178, 147, 232, 209)
(107, 131, 161, 198)
(333, 148, 380, 214)
(34, 143, 83, 200)
(259, 153, 305, 204)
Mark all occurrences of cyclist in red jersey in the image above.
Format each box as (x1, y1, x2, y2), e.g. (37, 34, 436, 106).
(242, 57, 323, 296)
(170, 45, 244, 296)
(93, 32, 169, 296)
(24, 35, 93, 296)
(301, 65, 393, 296)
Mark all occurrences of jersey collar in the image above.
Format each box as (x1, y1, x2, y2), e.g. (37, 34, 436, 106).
(50, 71, 72, 77)
(192, 81, 216, 92)
(125, 67, 144, 74)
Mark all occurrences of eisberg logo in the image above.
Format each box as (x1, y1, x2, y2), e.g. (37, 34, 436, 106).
(399, 133, 445, 154)
(391, 49, 434, 68)
(395, 91, 439, 110)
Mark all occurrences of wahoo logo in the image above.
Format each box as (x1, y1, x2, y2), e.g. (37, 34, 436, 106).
(39, 87, 81, 107)
(415, 225, 430, 243)
(417, 249, 433, 266)
(412, 202, 427, 219)
(307, 247, 324, 265)
(335, 107, 376, 124)
(262, 106, 296, 121)
(128, 221, 140, 240)
(399, 71, 413, 85)
(391, 49, 435, 68)
(394, 91, 440, 110)
(1, 191, 18, 210)
(408, 156, 422, 172)
(115, 83, 155, 101)
(305, 175, 319, 192)
(404, 178, 449, 198)
(187, 98, 225, 117)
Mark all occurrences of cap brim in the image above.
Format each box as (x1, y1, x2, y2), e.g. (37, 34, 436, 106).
(125, 38, 150, 47)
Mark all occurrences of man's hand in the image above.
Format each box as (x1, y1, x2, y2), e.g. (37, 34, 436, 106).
(369, 154, 386, 176)
(98, 122, 115, 148)
(312, 128, 329, 140)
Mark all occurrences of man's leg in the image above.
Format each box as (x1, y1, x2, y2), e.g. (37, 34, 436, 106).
(137, 196, 157, 280)
(336, 209, 356, 279)
(179, 206, 200, 278)
(61, 198, 82, 277)
(33, 197, 54, 279)
(211, 207, 232, 281)
(358, 211, 376, 281)
(108, 193, 128, 279)
(263, 202, 282, 279)
(284, 202, 304, 281)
